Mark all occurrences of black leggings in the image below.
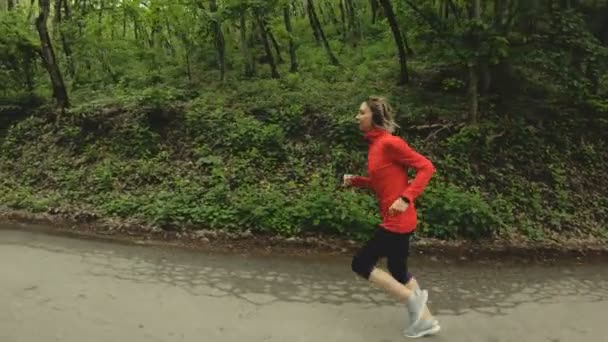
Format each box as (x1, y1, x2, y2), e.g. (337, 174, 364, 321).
(351, 227, 412, 284)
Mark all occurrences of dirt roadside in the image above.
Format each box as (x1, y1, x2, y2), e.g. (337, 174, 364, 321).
(2, 208, 607, 264)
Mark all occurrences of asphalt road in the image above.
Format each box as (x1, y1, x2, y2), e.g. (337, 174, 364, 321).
(1, 227, 607, 342)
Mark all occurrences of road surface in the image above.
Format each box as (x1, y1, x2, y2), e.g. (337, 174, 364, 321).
(1, 226, 607, 342)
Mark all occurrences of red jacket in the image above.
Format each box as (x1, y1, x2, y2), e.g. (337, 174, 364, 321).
(351, 128, 435, 234)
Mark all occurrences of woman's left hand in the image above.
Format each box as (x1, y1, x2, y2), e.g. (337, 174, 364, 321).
(388, 197, 409, 216)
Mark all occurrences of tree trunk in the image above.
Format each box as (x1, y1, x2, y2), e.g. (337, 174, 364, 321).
(480, 62, 491, 95)
(36, 0, 69, 109)
(267, 26, 284, 64)
(134, 18, 139, 41)
(24, 56, 34, 91)
(294, 0, 305, 18)
(339, 0, 347, 41)
(370, 0, 379, 24)
(27, 0, 36, 20)
(317, 0, 326, 23)
(240, 9, 255, 77)
(76, 0, 84, 36)
(440, 0, 447, 19)
(493, 0, 506, 30)
(325, 1, 340, 27)
(255, 15, 280, 79)
(185, 48, 192, 82)
(447, 0, 462, 20)
(284, 4, 298, 73)
(150, 9, 161, 49)
(468, 0, 481, 124)
(600, 4, 608, 45)
(249, 19, 257, 75)
(307, 0, 340, 66)
(404, 34, 414, 55)
(55, 0, 62, 20)
(62, 0, 70, 18)
(164, 18, 175, 56)
(98, 0, 103, 25)
(378, 0, 409, 84)
(468, 67, 479, 123)
(308, 1, 321, 44)
(209, 0, 225, 81)
(52, 0, 62, 37)
(60, 27, 75, 78)
(343, 0, 360, 43)
(122, 6, 126, 37)
(345, 0, 356, 32)
(54, 0, 75, 78)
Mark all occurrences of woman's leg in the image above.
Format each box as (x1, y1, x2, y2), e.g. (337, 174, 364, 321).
(384, 231, 440, 337)
(385, 232, 412, 284)
(351, 229, 383, 280)
(405, 278, 435, 322)
(352, 229, 428, 321)
(384, 233, 435, 322)
(367, 268, 424, 303)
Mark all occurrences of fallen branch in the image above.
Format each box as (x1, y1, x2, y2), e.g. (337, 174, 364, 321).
(423, 122, 466, 142)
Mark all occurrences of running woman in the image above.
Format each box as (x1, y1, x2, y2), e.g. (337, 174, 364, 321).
(344, 96, 440, 338)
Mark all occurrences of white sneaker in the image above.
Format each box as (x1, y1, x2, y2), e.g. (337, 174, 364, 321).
(405, 289, 428, 326)
(405, 289, 440, 338)
(404, 318, 441, 338)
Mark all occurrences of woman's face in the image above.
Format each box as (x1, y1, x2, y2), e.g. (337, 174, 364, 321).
(356, 101, 373, 132)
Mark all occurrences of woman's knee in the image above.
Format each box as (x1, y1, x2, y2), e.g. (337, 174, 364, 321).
(390, 271, 413, 285)
(387, 260, 412, 284)
(351, 254, 373, 279)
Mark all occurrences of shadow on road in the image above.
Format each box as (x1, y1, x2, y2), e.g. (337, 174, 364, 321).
(5, 232, 608, 318)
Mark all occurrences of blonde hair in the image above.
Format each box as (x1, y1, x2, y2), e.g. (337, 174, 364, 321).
(366, 96, 400, 133)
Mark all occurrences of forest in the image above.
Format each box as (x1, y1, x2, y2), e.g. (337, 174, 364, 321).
(1, 0, 607, 243)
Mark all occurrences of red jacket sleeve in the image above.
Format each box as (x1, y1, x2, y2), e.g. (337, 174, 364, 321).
(386, 137, 435, 203)
(350, 176, 371, 189)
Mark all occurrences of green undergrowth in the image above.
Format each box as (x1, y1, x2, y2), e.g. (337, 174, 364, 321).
(2, 75, 607, 242)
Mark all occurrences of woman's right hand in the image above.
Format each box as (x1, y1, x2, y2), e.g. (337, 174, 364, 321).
(343, 174, 355, 187)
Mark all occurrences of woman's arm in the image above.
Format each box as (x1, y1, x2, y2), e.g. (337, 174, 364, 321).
(386, 137, 436, 203)
(349, 176, 372, 188)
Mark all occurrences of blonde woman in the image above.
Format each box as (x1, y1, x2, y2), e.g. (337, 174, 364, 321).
(344, 96, 440, 338)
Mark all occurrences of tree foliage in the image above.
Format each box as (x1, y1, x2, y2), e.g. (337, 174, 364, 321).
(1, 0, 607, 241)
